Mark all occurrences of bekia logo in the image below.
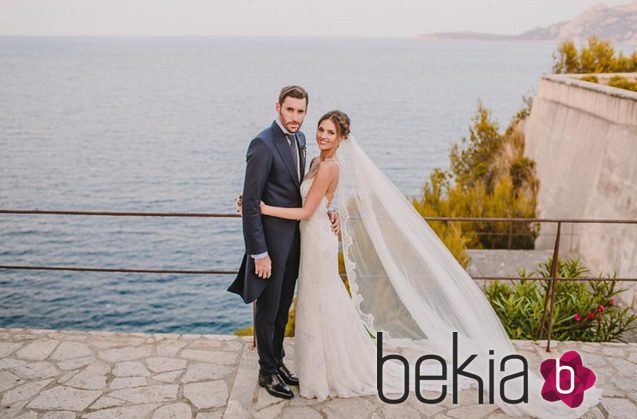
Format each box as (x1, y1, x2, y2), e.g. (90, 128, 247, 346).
(377, 333, 598, 409)
(540, 351, 596, 408)
(377, 332, 529, 405)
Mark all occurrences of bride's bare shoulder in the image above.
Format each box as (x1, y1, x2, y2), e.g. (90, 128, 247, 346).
(317, 159, 339, 175)
(307, 157, 339, 183)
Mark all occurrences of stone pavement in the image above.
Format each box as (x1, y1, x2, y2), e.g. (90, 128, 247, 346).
(1, 328, 636, 418)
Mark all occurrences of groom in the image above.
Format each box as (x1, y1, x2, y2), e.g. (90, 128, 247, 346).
(229, 85, 338, 399)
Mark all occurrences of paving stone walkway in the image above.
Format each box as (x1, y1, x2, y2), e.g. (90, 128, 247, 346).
(1, 328, 636, 418)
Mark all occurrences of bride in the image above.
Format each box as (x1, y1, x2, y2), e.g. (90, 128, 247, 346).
(259, 110, 602, 418)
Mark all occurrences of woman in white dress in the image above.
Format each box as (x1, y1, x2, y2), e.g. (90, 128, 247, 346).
(260, 110, 602, 418)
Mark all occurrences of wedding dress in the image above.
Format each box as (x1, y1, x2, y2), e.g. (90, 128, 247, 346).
(293, 136, 602, 418)
(295, 165, 384, 400)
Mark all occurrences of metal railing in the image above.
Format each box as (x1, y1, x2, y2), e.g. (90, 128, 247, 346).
(1, 209, 636, 351)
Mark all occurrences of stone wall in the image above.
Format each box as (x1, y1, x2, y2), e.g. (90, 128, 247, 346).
(524, 73, 637, 305)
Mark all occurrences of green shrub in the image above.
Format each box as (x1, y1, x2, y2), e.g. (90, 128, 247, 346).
(607, 75, 637, 92)
(552, 36, 637, 74)
(484, 256, 637, 342)
(579, 75, 599, 83)
(412, 101, 539, 265)
(233, 325, 253, 337)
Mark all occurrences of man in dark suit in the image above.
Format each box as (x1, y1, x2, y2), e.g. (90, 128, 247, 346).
(229, 86, 333, 399)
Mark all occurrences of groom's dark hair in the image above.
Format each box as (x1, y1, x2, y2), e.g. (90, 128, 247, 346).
(278, 85, 309, 106)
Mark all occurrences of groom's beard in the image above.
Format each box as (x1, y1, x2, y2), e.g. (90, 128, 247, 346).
(278, 114, 303, 133)
(284, 122, 301, 133)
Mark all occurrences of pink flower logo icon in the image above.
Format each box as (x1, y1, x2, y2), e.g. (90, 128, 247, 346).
(540, 350, 597, 408)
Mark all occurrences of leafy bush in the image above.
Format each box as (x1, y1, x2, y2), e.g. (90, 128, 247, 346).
(412, 101, 539, 265)
(579, 75, 599, 83)
(607, 75, 637, 92)
(552, 36, 637, 74)
(484, 257, 637, 342)
(233, 325, 253, 337)
(577, 74, 637, 92)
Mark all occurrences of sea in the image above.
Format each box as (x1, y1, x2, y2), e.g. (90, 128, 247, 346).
(0, 36, 556, 334)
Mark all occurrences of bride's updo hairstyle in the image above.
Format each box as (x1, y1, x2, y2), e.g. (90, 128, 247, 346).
(318, 110, 351, 140)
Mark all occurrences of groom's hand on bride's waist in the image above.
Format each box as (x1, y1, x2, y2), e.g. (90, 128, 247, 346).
(328, 211, 340, 235)
(254, 255, 272, 279)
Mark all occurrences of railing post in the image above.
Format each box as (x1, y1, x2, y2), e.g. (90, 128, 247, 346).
(252, 302, 257, 348)
(544, 221, 562, 352)
(537, 221, 562, 342)
(538, 290, 550, 340)
(507, 221, 513, 250)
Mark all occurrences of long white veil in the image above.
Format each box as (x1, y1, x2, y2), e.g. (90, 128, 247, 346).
(336, 135, 602, 418)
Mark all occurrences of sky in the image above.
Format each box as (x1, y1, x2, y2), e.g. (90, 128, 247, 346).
(0, 0, 633, 37)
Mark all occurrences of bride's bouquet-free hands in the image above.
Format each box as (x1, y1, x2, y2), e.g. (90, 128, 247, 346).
(327, 210, 339, 235)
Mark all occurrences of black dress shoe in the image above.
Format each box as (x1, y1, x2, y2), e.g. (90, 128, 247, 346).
(277, 364, 300, 386)
(258, 372, 294, 399)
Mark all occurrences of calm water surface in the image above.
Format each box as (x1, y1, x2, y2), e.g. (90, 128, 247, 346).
(0, 37, 555, 333)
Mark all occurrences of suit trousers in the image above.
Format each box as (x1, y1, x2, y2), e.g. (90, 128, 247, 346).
(254, 230, 300, 375)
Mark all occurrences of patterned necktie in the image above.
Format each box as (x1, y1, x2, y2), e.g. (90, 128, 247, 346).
(287, 134, 299, 181)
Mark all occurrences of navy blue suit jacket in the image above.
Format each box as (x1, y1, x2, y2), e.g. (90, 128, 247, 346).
(228, 121, 306, 303)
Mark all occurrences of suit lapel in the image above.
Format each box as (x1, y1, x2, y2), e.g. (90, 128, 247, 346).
(297, 134, 306, 183)
(271, 122, 301, 188)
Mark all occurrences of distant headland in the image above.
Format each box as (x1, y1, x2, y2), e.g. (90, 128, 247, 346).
(418, 1, 637, 45)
